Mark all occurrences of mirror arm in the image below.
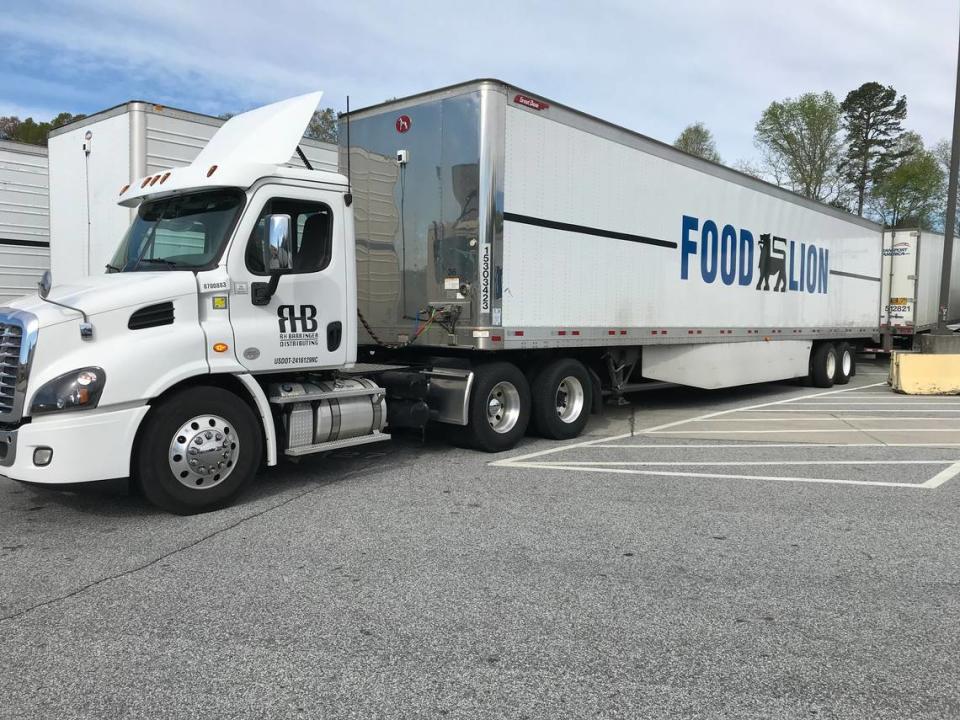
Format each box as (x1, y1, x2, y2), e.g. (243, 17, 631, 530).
(251, 271, 284, 307)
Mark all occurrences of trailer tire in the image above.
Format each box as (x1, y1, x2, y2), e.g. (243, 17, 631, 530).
(834, 342, 855, 385)
(135, 387, 262, 514)
(455, 362, 531, 453)
(530, 359, 592, 440)
(810, 342, 838, 388)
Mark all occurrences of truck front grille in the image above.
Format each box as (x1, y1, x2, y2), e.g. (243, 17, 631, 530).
(0, 324, 23, 416)
(0, 311, 36, 424)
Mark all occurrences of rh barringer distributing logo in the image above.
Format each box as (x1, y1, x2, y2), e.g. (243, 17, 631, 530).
(680, 214, 829, 295)
(277, 305, 320, 348)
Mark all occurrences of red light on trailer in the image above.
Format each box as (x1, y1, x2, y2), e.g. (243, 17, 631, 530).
(491, 335, 502, 342)
(557, 330, 567, 336)
(608, 330, 616, 335)
(207, 165, 218, 177)
(620, 330, 627, 335)
(513, 330, 524, 337)
(571, 330, 580, 336)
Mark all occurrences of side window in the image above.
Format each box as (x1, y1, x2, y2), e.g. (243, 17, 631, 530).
(246, 198, 333, 274)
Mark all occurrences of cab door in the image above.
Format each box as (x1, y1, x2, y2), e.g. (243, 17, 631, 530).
(227, 185, 348, 372)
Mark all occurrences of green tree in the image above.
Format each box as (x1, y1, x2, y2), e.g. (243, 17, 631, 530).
(0, 112, 85, 146)
(869, 146, 945, 228)
(838, 82, 907, 216)
(674, 122, 721, 163)
(306, 108, 338, 143)
(754, 91, 842, 202)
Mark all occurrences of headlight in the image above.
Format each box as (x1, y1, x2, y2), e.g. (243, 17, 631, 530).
(30, 367, 106, 415)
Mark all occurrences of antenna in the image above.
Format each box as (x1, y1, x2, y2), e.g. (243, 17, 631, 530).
(346, 95, 352, 193)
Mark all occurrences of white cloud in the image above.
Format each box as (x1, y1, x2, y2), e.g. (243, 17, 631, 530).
(1, 0, 957, 162)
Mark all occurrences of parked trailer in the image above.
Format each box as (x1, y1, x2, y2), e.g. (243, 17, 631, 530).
(881, 228, 960, 346)
(47, 101, 338, 283)
(0, 82, 882, 514)
(0, 140, 49, 304)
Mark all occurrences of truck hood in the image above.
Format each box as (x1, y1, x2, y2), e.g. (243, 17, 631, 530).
(4, 272, 198, 327)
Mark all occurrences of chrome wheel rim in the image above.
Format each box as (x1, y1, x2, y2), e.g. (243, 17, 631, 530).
(486, 381, 521, 434)
(555, 376, 585, 424)
(842, 350, 852, 376)
(168, 414, 239, 490)
(826, 352, 836, 380)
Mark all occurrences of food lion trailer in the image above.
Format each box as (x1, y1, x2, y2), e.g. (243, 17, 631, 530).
(345, 80, 883, 391)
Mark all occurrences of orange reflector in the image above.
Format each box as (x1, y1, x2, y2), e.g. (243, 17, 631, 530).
(141, 177, 151, 188)
(119, 184, 130, 195)
(207, 165, 218, 177)
(213, 343, 229, 353)
(160, 172, 171, 184)
(149, 175, 160, 186)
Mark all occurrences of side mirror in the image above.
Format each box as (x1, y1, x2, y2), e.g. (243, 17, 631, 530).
(38, 270, 52, 299)
(264, 214, 293, 273)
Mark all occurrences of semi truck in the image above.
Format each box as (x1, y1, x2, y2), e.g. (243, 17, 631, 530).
(0, 140, 49, 305)
(0, 80, 882, 514)
(881, 228, 960, 346)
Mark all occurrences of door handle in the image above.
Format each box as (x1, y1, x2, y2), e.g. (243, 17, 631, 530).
(327, 321, 342, 352)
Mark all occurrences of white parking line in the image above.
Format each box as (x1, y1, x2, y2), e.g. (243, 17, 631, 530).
(588, 443, 960, 448)
(509, 463, 927, 489)
(737, 409, 960, 413)
(680, 417, 960, 421)
(646, 428, 960, 434)
(528, 460, 954, 466)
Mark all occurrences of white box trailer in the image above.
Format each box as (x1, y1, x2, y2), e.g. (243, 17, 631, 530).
(0, 140, 49, 304)
(47, 102, 338, 283)
(881, 228, 960, 343)
(346, 80, 882, 390)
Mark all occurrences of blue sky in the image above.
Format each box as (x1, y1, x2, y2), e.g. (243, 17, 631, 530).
(1, 0, 958, 164)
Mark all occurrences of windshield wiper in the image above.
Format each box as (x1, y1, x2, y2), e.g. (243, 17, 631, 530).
(105, 263, 121, 273)
(137, 258, 181, 270)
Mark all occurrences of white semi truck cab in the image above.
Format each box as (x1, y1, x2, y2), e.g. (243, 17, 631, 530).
(0, 92, 481, 513)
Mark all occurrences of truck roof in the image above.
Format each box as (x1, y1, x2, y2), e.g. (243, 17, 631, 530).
(344, 78, 882, 232)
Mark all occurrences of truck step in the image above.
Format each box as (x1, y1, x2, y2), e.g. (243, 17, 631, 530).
(284, 431, 391, 457)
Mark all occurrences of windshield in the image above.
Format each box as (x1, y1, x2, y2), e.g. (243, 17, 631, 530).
(110, 189, 245, 272)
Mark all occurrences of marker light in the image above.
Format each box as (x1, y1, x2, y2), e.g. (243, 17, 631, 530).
(119, 184, 130, 195)
(213, 343, 229, 353)
(207, 165, 218, 177)
(160, 172, 171, 184)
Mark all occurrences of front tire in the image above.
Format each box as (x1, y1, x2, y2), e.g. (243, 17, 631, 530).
(530, 358, 592, 440)
(456, 362, 531, 452)
(135, 387, 262, 514)
(810, 342, 838, 388)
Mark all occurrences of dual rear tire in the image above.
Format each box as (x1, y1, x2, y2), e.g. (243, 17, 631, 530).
(454, 358, 593, 452)
(810, 342, 855, 388)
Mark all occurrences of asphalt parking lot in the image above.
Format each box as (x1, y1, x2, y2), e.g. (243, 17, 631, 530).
(2, 357, 960, 719)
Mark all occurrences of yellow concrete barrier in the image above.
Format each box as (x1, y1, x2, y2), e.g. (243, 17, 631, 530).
(890, 351, 960, 395)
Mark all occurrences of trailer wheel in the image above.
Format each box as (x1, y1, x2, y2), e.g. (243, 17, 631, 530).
(530, 359, 592, 440)
(135, 387, 262, 514)
(810, 342, 838, 388)
(834, 342, 855, 385)
(457, 362, 530, 452)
